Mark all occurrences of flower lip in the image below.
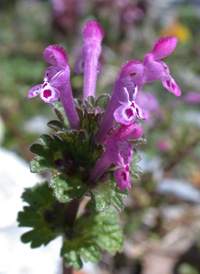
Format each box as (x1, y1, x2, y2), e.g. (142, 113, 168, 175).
(82, 20, 104, 42)
(44, 45, 68, 68)
(119, 60, 144, 86)
(152, 36, 178, 60)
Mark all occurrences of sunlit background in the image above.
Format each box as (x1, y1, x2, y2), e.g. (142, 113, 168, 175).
(1, 0, 200, 273)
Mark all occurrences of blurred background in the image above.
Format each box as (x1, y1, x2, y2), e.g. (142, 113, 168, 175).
(1, 0, 200, 273)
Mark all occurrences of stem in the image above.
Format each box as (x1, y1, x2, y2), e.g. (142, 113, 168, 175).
(63, 263, 73, 274)
(65, 198, 80, 228)
(62, 199, 80, 274)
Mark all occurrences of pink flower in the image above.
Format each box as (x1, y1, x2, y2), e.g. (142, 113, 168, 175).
(143, 37, 181, 96)
(74, 21, 104, 100)
(182, 92, 200, 104)
(28, 45, 79, 129)
(157, 141, 170, 152)
(89, 123, 143, 190)
(96, 37, 181, 144)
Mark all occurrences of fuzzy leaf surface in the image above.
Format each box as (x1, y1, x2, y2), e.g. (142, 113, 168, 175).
(50, 174, 88, 203)
(61, 207, 124, 270)
(89, 179, 128, 212)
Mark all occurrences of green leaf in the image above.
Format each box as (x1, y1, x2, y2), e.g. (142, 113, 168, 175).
(129, 134, 147, 146)
(30, 156, 58, 173)
(89, 179, 128, 212)
(47, 120, 64, 131)
(95, 94, 110, 110)
(61, 207, 124, 270)
(17, 182, 62, 248)
(50, 174, 88, 203)
(131, 148, 141, 164)
(80, 110, 100, 136)
(51, 101, 69, 127)
(30, 134, 61, 173)
(63, 248, 83, 270)
(86, 96, 95, 107)
(79, 244, 101, 263)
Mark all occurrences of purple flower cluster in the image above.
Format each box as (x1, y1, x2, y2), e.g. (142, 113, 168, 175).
(28, 21, 181, 191)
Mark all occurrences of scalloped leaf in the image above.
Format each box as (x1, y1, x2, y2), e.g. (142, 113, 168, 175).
(51, 101, 69, 127)
(95, 94, 110, 110)
(129, 134, 147, 146)
(17, 182, 61, 248)
(89, 179, 128, 212)
(47, 120, 64, 131)
(80, 111, 101, 136)
(50, 174, 88, 203)
(62, 208, 124, 270)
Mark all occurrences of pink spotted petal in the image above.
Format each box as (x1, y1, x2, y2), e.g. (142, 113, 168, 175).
(40, 84, 60, 103)
(162, 75, 181, 96)
(151, 37, 178, 60)
(117, 140, 133, 165)
(44, 45, 67, 68)
(114, 167, 131, 190)
(135, 104, 149, 120)
(28, 84, 42, 98)
(119, 60, 144, 86)
(82, 21, 104, 42)
(114, 104, 136, 125)
(74, 57, 84, 74)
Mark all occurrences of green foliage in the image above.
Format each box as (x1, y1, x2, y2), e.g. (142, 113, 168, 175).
(50, 174, 88, 203)
(129, 149, 143, 179)
(89, 178, 128, 212)
(18, 183, 124, 270)
(17, 182, 62, 248)
(62, 205, 124, 270)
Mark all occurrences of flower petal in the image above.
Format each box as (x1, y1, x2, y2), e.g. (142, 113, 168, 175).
(114, 104, 136, 125)
(40, 84, 60, 103)
(119, 60, 144, 86)
(28, 84, 42, 98)
(116, 123, 143, 141)
(162, 75, 181, 96)
(105, 135, 124, 166)
(50, 69, 69, 89)
(44, 45, 67, 68)
(43, 66, 60, 82)
(134, 103, 149, 120)
(143, 55, 166, 82)
(82, 21, 104, 42)
(151, 37, 178, 60)
(114, 167, 131, 190)
(74, 57, 84, 74)
(117, 140, 133, 165)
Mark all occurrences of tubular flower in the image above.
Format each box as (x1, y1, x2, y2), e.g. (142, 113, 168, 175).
(74, 20, 104, 100)
(28, 45, 80, 129)
(27, 21, 181, 191)
(96, 36, 181, 144)
(89, 123, 143, 190)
